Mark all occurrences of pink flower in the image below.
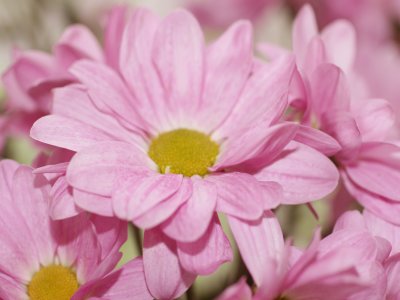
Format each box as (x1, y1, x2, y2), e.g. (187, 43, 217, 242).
(187, 0, 278, 29)
(261, 5, 400, 225)
(218, 213, 386, 300)
(1, 6, 127, 148)
(0, 159, 152, 300)
(335, 210, 400, 299)
(31, 8, 338, 298)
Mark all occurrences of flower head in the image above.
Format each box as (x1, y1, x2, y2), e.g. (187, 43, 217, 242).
(0, 159, 152, 300)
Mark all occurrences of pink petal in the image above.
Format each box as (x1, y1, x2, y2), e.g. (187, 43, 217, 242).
(256, 142, 339, 204)
(228, 211, 284, 286)
(0, 274, 27, 300)
(52, 85, 141, 146)
(215, 277, 252, 300)
(11, 167, 57, 267)
(55, 214, 102, 283)
(294, 125, 341, 156)
(309, 63, 350, 118)
(67, 141, 153, 196)
(70, 60, 146, 133)
(152, 9, 205, 124)
(216, 55, 295, 138)
(133, 178, 193, 229)
(355, 99, 395, 142)
(292, 4, 318, 68)
(104, 5, 128, 69)
(73, 258, 153, 300)
(322, 111, 361, 162)
(162, 177, 217, 242)
(49, 176, 82, 220)
(345, 151, 400, 202)
(363, 210, 400, 255)
(215, 122, 298, 171)
(55, 25, 104, 69)
(31, 115, 114, 152)
(333, 211, 366, 232)
(90, 215, 128, 260)
(321, 20, 356, 73)
(143, 228, 196, 299)
(118, 8, 169, 131)
(208, 172, 264, 220)
(384, 254, 400, 298)
(114, 174, 183, 222)
(177, 217, 233, 275)
(74, 189, 114, 217)
(2, 51, 55, 111)
(197, 20, 253, 132)
(0, 161, 42, 281)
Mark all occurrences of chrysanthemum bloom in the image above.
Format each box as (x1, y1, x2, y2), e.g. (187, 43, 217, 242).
(217, 214, 386, 300)
(336, 210, 400, 299)
(261, 5, 400, 225)
(0, 159, 152, 300)
(31, 8, 339, 297)
(1, 6, 126, 149)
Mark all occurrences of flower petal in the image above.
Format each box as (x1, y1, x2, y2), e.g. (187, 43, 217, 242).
(197, 20, 253, 132)
(294, 125, 341, 156)
(228, 211, 284, 286)
(133, 178, 193, 229)
(152, 9, 205, 125)
(256, 142, 339, 204)
(216, 55, 295, 138)
(67, 141, 153, 196)
(162, 178, 217, 242)
(208, 172, 264, 220)
(70, 60, 146, 132)
(143, 228, 196, 299)
(177, 217, 233, 275)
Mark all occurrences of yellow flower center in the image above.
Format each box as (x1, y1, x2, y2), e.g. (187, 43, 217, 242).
(28, 265, 79, 300)
(148, 129, 219, 177)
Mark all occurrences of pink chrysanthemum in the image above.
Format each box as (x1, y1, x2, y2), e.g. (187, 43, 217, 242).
(1, 6, 127, 149)
(217, 213, 386, 300)
(261, 5, 400, 225)
(31, 8, 338, 297)
(0, 159, 152, 300)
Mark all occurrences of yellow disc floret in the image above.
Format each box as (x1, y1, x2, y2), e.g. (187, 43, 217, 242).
(28, 265, 79, 300)
(148, 129, 219, 177)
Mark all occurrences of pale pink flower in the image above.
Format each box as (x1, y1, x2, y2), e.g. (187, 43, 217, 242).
(0, 159, 152, 300)
(187, 0, 279, 28)
(218, 213, 386, 300)
(31, 8, 338, 297)
(1, 6, 127, 148)
(261, 5, 400, 225)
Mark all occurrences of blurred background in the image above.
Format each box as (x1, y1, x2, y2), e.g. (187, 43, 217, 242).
(1, 0, 398, 299)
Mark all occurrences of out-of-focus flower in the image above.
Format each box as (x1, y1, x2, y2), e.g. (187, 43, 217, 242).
(289, 0, 400, 133)
(30, 8, 339, 298)
(261, 5, 400, 225)
(335, 210, 400, 299)
(187, 0, 279, 28)
(1, 6, 127, 150)
(217, 215, 386, 300)
(0, 159, 152, 300)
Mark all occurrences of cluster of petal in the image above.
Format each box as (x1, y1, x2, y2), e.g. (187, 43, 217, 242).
(0, 6, 127, 150)
(30, 7, 339, 298)
(0, 159, 152, 300)
(218, 212, 387, 300)
(261, 5, 400, 225)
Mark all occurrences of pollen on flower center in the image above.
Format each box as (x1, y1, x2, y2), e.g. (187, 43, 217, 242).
(148, 128, 219, 177)
(28, 265, 79, 300)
